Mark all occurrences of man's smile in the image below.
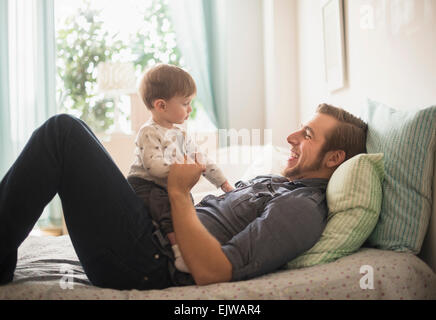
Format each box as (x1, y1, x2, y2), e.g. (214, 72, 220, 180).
(289, 150, 300, 160)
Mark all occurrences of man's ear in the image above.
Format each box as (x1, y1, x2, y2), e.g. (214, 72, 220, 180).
(153, 99, 166, 111)
(325, 150, 346, 168)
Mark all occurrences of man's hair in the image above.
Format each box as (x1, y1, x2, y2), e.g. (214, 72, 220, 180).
(316, 103, 368, 162)
(138, 64, 197, 110)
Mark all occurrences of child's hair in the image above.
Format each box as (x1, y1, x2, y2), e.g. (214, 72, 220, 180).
(138, 64, 197, 110)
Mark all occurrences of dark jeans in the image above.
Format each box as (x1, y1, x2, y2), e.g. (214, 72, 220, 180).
(0, 114, 173, 290)
(127, 176, 175, 236)
(127, 176, 196, 237)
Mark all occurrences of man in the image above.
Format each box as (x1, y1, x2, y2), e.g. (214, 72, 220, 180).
(0, 103, 367, 289)
(166, 103, 368, 285)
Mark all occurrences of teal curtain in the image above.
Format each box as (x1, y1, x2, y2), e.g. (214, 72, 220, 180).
(1, 0, 61, 228)
(167, 0, 229, 130)
(0, 0, 12, 177)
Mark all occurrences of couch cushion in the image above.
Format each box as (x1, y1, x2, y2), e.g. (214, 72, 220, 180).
(363, 100, 436, 253)
(287, 153, 384, 268)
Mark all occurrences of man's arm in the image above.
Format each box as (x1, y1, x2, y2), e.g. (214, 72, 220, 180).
(167, 160, 232, 286)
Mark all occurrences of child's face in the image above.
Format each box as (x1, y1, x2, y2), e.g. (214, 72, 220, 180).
(163, 95, 194, 124)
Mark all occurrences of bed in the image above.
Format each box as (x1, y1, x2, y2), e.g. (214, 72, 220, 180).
(1, 235, 434, 300)
(1, 115, 436, 300)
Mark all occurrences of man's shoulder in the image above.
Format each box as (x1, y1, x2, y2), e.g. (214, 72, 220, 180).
(250, 174, 287, 183)
(277, 189, 324, 204)
(263, 187, 328, 229)
(273, 184, 327, 209)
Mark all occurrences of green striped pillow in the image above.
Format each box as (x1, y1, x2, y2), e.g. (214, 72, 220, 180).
(364, 100, 436, 253)
(287, 153, 384, 269)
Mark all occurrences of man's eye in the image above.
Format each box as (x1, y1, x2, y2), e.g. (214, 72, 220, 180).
(304, 132, 311, 139)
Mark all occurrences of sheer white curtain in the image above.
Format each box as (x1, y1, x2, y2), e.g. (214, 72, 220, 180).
(8, 1, 39, 153)
(167, 0, 229, 131)
(1, 0, 61, 228)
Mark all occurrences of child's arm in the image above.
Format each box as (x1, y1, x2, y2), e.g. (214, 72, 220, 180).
(184, 134, 234, 192)
(196, 155, 233, 192)
(204, 164, 234, 192)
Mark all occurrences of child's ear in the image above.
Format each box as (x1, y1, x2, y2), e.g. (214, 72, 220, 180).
(153, 99, 166, 111)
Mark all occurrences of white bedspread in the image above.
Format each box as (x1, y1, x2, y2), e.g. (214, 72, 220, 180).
(0, 235, 435, 300)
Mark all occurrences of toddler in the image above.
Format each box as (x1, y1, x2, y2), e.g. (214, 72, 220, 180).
(127, 64, 233, 273)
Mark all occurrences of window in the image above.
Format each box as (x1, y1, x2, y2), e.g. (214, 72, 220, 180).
(55, 0, 216, 134)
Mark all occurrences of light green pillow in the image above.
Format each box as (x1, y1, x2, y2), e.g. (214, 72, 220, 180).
(363, 100, 436, 253)
(287, 153, 384, 269)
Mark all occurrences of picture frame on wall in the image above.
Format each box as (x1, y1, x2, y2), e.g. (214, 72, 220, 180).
(321, 0, 346, 92)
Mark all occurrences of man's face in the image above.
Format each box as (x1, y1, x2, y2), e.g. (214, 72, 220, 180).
(284, 113, 339, 180)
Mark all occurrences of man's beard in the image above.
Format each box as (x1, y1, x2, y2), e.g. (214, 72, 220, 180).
(283, 151, 325, 180)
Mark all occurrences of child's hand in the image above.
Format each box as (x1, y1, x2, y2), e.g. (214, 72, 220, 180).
(168, 155, 206, 194)
(221, 181, 234, 193)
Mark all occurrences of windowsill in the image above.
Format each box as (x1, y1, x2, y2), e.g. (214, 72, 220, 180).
(30, 226, 64, 237)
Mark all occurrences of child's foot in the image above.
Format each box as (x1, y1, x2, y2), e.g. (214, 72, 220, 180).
(171, 244, 190, 273)
(0, 250, 17, 285)
(167, 232, 176, 246)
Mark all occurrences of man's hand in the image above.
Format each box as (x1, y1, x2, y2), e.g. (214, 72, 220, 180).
(168, 155, 206, 195)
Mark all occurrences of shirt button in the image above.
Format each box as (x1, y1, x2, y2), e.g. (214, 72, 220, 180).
(154, 254, 160, 259)
(143, 276, 149, 281)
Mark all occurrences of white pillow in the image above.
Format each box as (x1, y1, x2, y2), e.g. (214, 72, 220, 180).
(191, 145, 289, 204)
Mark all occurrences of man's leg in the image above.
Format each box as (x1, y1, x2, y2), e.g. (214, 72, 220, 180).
(0, 114, 172, 289)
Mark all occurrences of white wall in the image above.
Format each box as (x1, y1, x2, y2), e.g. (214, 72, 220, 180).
(217, 0, 436, 141)
(224, 0, 302, 148)
(297, 0, 436, 122)
(224, 0, 266, 134)
(263, 0, 299, 148)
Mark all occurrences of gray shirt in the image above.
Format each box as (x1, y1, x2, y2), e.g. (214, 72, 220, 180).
(195, 175, 328, 281)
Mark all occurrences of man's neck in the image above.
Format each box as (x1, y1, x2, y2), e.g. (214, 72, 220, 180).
(286, 170, 332, 182)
